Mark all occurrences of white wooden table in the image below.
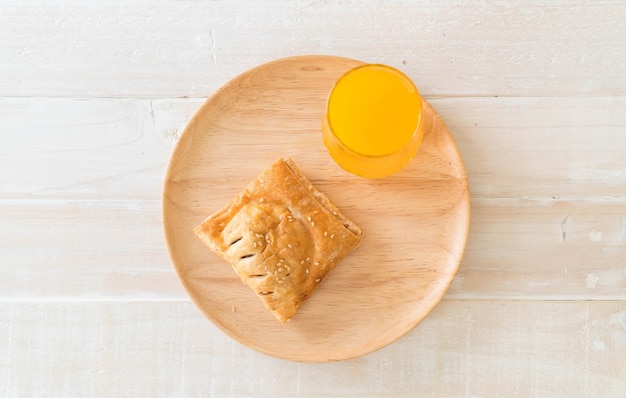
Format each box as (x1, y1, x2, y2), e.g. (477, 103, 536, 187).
(2, 1, 625, 396)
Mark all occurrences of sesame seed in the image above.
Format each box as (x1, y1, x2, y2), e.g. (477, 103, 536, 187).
(314, 261, 319, 266)
(260, 198, 264, 203)
(278, 267, 283, 272)
(300, 260, 304, 264)
(306, 268, 309, 274)
(253, 242, 257, 248)
(324, 231, 327, 237)
(288, 243, 292, 249)
(311, 221, 315, 227)
(307, 216, 311, 222)
(305, 257, 310, 262)
(332, 211, 337, 216)
(330, 234, 335, 239)
(315, 278, 321, 283)
(278, 280, 284, 284)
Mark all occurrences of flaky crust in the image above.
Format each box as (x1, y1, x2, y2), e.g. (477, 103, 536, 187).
(194, 158, 362, 324)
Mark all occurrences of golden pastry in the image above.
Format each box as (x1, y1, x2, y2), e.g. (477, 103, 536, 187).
(194, 158, 362, 323)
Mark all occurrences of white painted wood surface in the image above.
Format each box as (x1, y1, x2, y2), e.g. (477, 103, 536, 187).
(1, 1, 625, 396)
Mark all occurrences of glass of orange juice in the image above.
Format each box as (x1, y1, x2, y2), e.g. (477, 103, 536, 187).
(322, 64, 424, 178)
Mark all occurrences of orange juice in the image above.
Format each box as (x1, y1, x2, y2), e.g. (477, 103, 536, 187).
(322, 64, 424, 178)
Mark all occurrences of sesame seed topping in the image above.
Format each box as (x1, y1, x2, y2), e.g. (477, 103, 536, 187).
(306, 268, 309, 274)
(330, 234, 335, 239)
(305, 257, 310, 262)
(288, 243, 292, 248)
(253, 242, 257, 248)
(315, 278, 321, 283)
(324, 231, 327, 237)
(311, 221, 315, 227)
(314, 261, 319, 266)
(260, 198, 264, 203)
(278, 267, 283, 272)
(278, 280, 284, 284)
(307, 216, 311, 222)
(332, 211, 337, 216)
(300, 260, 304, 264)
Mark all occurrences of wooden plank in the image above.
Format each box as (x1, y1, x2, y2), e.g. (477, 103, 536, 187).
(437, 97, 626, 198)
(450, 197, 626, 300)
(0, 98, 198, 199)
(2, 97, 626, 200)
(1, 197, 625, 300)
(0, 199, 184, 299)
(1, 300, 625, 396)
(1, 1, 626, 98)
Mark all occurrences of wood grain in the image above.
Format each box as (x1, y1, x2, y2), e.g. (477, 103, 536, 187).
(2, 1, 626, 98)
(438, 97, 626, 198)
(3, 97, 626, 200)
(0, 98, 197, 199)
(163, 55, 469, 361)
(1, 197, 625, 301)
(0, 199, 182, 300)
(453, 198, 626, 300)
(2, 300, 624, 397)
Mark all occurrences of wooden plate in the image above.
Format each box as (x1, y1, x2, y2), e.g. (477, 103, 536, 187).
(162, 55, 470, 362)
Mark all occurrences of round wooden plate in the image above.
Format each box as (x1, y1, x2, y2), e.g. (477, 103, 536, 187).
(163, 55, 470, 362)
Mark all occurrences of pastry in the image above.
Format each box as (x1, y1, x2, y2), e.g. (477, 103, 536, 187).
(194, 157, 362, 324)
